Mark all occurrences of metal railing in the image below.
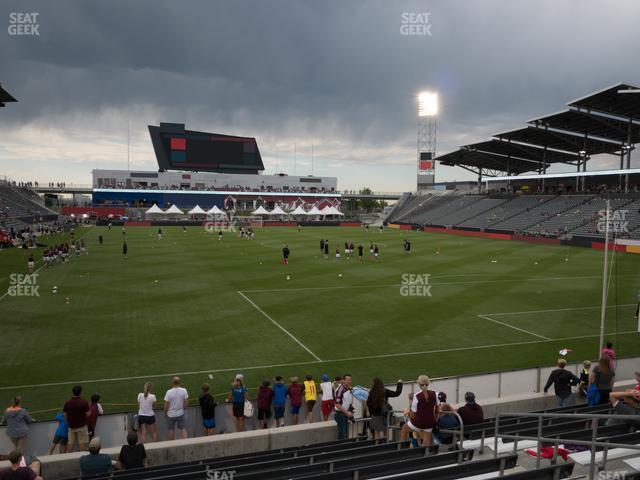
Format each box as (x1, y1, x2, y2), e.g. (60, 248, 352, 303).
(493, 411, 640, 478)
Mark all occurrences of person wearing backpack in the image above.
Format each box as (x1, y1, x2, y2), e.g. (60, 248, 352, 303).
(366, 378, 403, 439)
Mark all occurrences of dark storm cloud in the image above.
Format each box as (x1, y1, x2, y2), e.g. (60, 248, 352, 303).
(1, 0, 639, 181)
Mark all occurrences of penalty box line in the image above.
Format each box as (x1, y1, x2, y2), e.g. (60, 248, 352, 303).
(237, 291, 323, 362)
(2, 330, 638, 392)
(476, 303, 637, 341)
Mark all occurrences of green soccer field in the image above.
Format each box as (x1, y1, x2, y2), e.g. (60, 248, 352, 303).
(2, 225, 640, 419)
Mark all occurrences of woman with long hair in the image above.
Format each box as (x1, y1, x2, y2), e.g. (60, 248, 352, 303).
(590, 356, 615, 405)
(400, 375, 438, 447)
(137, 382, 157, 442)
(366, 378, 403, 439)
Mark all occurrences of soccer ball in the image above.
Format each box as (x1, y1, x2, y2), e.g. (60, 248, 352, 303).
(286, 275, 291, 280)
(338, 273, 342, 277)
(534, 262, 538, 265)
(52, 286, 58, 294)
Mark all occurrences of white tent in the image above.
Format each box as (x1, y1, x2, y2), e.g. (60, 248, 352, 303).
(164, 204, 184, 215)
(270, 206, 288, 215)
(252, 205, 270, 215)
(289, 205, 307, 216)
(145, 204, 164, 215)
(319, 205, 334, 215)
(325, 206, 345, 216)
(188, 205, 207, 215)
(206, 205, 225, 216)
(307, 206, 323, 216)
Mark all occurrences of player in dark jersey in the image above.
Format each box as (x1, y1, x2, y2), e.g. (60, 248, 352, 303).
(406, 240, 411, 255)
(122, 240, 128, 259)
(373, 244, 379, 260)
(320, 239, 325, 254)
(157, 228, 162, 240)
(282, 245, 290, 264)
(357, 243, 363, 261)
(402, 239, 408, 256)
(324, 240, 329, 259)
(98, 235, 103, 246)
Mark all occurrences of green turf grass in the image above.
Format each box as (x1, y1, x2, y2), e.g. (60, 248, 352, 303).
(1, 225, 639, 419)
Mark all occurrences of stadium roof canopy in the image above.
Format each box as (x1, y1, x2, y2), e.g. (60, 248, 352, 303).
(435, 82, 640, 178)
(569, 82, 640, 119)
(0, 84, 17, 107)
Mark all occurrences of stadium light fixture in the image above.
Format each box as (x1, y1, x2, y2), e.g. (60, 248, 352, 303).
(618, 88, 640, 94)
(418, 91, 438, 117)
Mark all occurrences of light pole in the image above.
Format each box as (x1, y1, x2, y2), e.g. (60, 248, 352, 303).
(417, 91, 438, 190)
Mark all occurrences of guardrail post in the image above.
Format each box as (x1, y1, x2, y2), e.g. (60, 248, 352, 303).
(588, 419, 598, 479)
(535, 416, 543, 469)
(498, 372, 502, 398)
(494, 415, 500, 459)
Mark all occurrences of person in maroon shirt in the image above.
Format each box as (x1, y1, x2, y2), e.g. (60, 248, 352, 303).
(287, 377, 304, 425)
(87, 394, 103, 439)
(401, 375, 438, 446)
(257, 380, 274, 429)
(0, 450, 42, 480)
(457, 392, 484, 426)
(63, 385, 90, 452)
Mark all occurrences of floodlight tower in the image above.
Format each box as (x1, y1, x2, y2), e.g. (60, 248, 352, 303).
(417, 91, 438, 190)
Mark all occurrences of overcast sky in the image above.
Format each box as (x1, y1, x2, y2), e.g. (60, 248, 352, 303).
(1, 0, 639, 191)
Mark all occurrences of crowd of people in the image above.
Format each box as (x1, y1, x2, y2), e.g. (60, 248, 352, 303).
(2, 350, 640, 479)
(97, 182, 336, 195)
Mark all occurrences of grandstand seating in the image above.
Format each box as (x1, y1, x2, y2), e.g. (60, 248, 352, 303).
(431, 198, 508, 227)
(0, 183, 57, 227)
(458, 196, 551, 230)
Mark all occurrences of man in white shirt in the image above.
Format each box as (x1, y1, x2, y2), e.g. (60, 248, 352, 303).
(163, 376, 189, 440)
(334, 374, 353, 439)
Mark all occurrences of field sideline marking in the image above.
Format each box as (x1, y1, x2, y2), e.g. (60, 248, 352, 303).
(480, 304, 636, 316)
(0, 227, 93, 302)
(478, 314, 551, 340)
(240, 274, 616, 294)
(1, 329, 637, 391)
(237, 291, 323, 362)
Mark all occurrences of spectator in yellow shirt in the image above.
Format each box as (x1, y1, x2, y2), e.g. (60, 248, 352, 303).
(303, 375, 317, 424)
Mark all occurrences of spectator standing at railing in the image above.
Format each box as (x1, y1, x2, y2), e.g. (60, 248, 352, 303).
(199, 384, 217, 436)
(334, 374, 354, 440)
(601, 342, 616, 370)
(366, 378, 403, 439)
(87, 394, 103, 439)
(63, 385, 90, 452)
(257, 380, 274, 429)
(137, 382, 157, 443)
(287, 377, 303, 425)
(320, 375, 334, 421)
(226, 375, 249, 432)
(272, 376, 287, 427)
(2, 397, 34, 453)
(434, 393, 459, 446)
(303, 375, 317, 424)
(543, 359, 581, 407)
(164, 376, 189, 440)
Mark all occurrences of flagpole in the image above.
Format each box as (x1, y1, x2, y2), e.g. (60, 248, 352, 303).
(599, 199, 610, 355)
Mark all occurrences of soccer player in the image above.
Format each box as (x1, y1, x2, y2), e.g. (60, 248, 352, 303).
(122, 227, 126, 237)
(122, 241, 128, 259)
(182, 226, 187, 234)
(282, 245, 290, 264)
(369, 242, 374, 258)
(320, 239, 325, 255)
(374, 244, 379, 260)
(27, 254, 35, 274)
(324, 240, 329, 259)
(157, 228, 162, 240)
(335, 247, 340, 260)
(406, 240, 411, 255)
(218, 230, 223, 241)
(98, 235, 103, 246)
(349, 241, 355, 256)
(358, 243, 364, 261)
(344, 242, 349, 258)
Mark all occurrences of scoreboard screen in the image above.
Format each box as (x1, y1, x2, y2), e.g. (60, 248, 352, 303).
(150, 123, 264, 174)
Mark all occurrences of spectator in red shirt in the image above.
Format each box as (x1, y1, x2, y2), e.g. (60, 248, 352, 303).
(63, 385, 90, 452)
(87, 394, 103, 439)
(287, 377, 304, 425)
(0, 450, 42, 480)
(257, 380, 274, 429)
(457, 392, 484, 426)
